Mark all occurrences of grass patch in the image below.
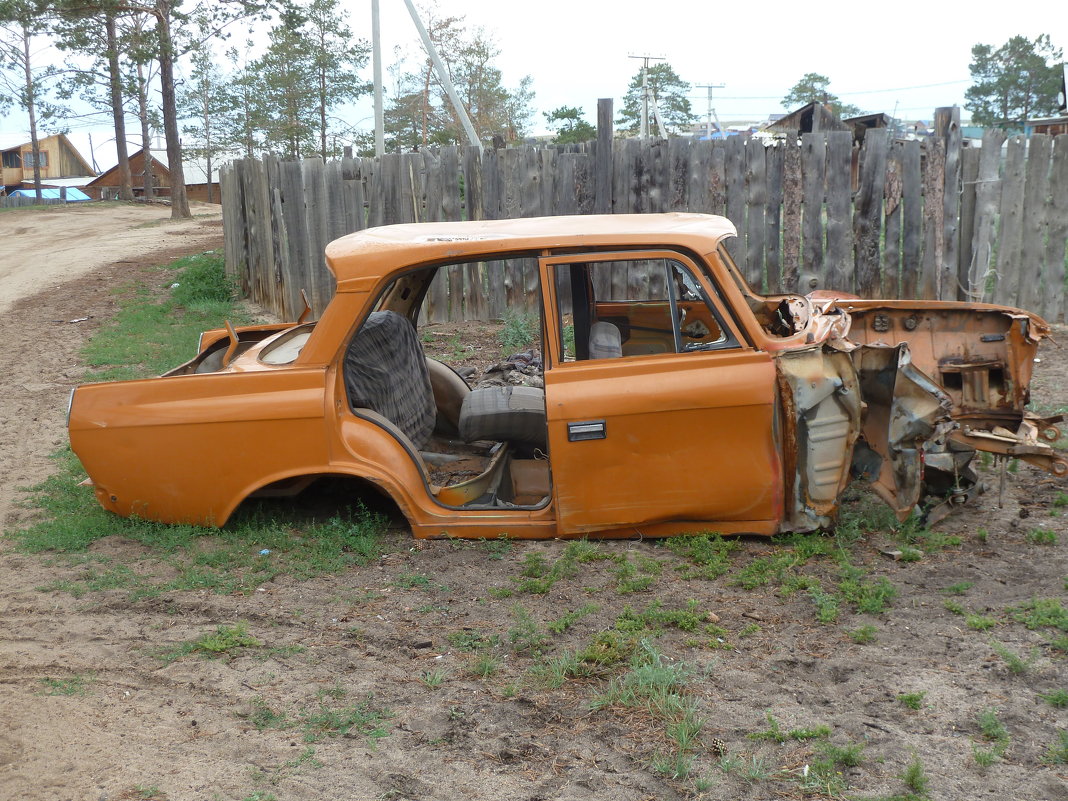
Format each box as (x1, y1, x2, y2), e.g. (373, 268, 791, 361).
(1041, 689, 1068, 709)
(1043, 730, 1068, 765)
(849, 624, 878, 644)
(989, 639, 1038, 674)
(898, 691, 926, 711)
(160, 622, 263, 663)
(1009, 597, 1068, 632)
(38, 673, 94, 696)
(748, 711, 830, 743)
(298, 696, 392, 744)
(82, 250, 244, 382)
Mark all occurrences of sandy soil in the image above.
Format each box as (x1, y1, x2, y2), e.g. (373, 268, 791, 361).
(0, 210, 1066, 801)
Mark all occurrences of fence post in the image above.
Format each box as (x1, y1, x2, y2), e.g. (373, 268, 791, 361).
(935, 107, 962, 300)
(594, 98, 613, 214)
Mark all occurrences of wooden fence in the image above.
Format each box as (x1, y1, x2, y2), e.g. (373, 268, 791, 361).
(0, 195, 71, 208)
(221, 106, 1068, 324)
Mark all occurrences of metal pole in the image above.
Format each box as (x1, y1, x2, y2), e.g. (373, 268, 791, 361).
(372, 0, 384, 156)
(401, 0, 482, 150)
(641, 62, 649, 139)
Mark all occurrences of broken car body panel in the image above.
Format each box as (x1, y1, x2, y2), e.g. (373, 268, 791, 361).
(68, 213, 1064, 537)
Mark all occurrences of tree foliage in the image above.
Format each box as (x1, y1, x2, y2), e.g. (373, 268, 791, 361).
(617, 61, 693, 136)
(544, 105, 595, 144)
(383, 13, 534, 151)
(965, 34, 1063, 128)
(782, 72, 860, 118)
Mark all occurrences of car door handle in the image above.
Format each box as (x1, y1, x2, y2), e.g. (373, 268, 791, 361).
(567, 420, 606, 441)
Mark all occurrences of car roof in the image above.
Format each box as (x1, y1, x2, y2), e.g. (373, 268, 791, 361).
(325, 213, 738, 287)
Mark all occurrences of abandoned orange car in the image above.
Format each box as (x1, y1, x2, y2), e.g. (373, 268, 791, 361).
(68, 213, 1066, 538)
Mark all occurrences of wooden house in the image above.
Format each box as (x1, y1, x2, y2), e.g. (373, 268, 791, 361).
(762, 102, 849, 136)
(1, 133, 95, 191)
(86, 149, 221, 203)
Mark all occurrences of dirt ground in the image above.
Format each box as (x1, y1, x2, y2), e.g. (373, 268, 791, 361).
(1, 204, 1067, 801)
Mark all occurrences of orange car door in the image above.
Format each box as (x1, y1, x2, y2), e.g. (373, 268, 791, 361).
(540, 252, 784, 536)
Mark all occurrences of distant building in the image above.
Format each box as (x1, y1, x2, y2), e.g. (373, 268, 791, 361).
(763, 102, 849, 136)
(0, 133, 95, 193)
(86, 150, 221, 204)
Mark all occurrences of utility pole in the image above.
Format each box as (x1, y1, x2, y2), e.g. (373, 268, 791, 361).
(371, 0, 384, 156)
(629, 54, 664, 139)
(694, 83, 725, 140)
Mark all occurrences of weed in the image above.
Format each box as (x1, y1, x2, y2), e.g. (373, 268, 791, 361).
(467, 653, 501, 679)
(943, 581, 974, 595)
(613, 554, 663, 593)
(740, 754, 773, 783)
(299, 697, 391, 744)
(1040, 689, 1068, 708)
(749, 711, 829, 742)
(1042, 730, 1068, 764)
(1009, 597, 1068, 631)
(972, 745, 999, 767)
(477, 536, 513, 559)
(667, 533, 739, 580)
(839, 574, 897, 614)
(976, 527, 989, 543)
(717, 750, 742, 773)
(808, 584, 840, 623)
(247, 697, 289, 731)
(391, 572, 431, 589)
(527, 651, 593, 689)
(161, 622, 263, 663)
(614, 599, 704, 635)
(1053, 491, 1068, 508)
(508, 605, 549, 655)
(1027, 528, 1058, 545)
(898, 692, 926, 710)
(943, 599, 965, 616)
(989, 640, 1038, 674)
(650, 750, 694, 780)
(849, 624, 878, 644)
(900, 755, 929, 795)
(738, 622, 761, 637)
(589, 641, 693, 718)
(547, 603, 599, 634)
(446, 630, 499, 652)
(577, 630, 634, 667)
(966, 614, 997, 631)
(498, 308, 539, 353)
(818, 739, 865, 768)
(666, 708, 705, 751)
(421, 668, 449, 689)
(976, 707, 1009, 746)
(38, 674, 94, 696)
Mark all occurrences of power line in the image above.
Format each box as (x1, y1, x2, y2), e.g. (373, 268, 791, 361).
(703, 78, 971, 101)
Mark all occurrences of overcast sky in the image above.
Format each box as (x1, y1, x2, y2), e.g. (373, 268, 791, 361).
(2, 0, 1066, 170)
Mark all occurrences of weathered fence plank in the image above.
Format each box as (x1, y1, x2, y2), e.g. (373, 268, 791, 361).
(1044, 135, 1068, 322)
(994, 135, 1027, 305)
(764, 144, 784, 292)
(1018, 135, 1051, 313)
(781, 136, 801, 293)
(936, 107, 962, 300)
(900, 140, 922, 299)
(957, 146, 980, 301)
(882, 143, 903, 298)
(745, 137, 766, 290)
(825, 131, 853, 292)
(966, 129, 1005, 301)
(800, 133, 826, 292)
(724, 135, 746, 266)
(919, 138, 945, 300)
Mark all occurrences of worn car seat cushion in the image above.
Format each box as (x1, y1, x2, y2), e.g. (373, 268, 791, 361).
(459, 386, 547, 449)
(344, 310, 436, 449)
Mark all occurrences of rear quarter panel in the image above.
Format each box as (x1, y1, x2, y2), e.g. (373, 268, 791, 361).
(70, 369, 329, 525)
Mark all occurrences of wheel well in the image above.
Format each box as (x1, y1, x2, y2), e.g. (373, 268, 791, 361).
(230, 473, 408, 530)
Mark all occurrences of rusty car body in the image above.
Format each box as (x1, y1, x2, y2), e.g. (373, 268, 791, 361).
(68, 214, 1067, 538)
